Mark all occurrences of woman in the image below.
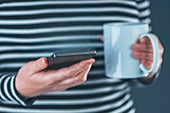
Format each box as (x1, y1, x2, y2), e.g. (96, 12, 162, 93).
(0, 0, 164, 112)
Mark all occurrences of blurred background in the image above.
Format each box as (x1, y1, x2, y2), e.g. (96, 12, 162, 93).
(131, 0, 170, 113)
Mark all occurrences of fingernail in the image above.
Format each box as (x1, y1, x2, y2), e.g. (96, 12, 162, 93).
(42, 57, 48, 66)
(87, 58, 95, 64)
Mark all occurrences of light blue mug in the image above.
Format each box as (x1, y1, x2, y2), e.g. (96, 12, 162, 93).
(103, 22, 160, 79)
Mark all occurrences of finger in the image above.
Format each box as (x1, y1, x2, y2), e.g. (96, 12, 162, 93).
(141, 59, 153, 69)
(140, 35, 160, 44)
(132, 43, 153, 52)
(25, 57, 48, 75)
(70, 64, 91, 87)
(101, 35, 104, 42)
(155, 35, 164, 55)
(45, 58, 95, 84)
(59, 58, 94, 80)
(54, 64, 92, 90)
(132, 51, 153, 60)
(140, 37, 151, 44)
(33, 57, 48, 73)
(140, 35, 164, 55)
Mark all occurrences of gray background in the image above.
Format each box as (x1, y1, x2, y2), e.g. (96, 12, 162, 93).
(131, 0, 170, 113)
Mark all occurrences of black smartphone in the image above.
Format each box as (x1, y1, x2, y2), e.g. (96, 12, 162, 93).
(47, 50, 96, 70)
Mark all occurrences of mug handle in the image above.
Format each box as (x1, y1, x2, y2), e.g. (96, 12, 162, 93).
(139, 33, 160, 74)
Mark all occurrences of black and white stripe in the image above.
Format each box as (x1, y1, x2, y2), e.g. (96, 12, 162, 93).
(0, 0, 151, 112)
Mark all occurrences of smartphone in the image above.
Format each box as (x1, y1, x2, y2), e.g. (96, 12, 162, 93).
(47, 50, 96, 70)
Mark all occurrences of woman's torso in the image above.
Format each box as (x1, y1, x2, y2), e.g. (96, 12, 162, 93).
(0, 0, 148, 112)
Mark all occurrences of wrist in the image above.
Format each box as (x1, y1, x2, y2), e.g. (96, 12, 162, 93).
(142, 72, 156, 79)
(14, 76, 37, 106)
(142, 67, 159, 79)
(137, 67, 161, 85)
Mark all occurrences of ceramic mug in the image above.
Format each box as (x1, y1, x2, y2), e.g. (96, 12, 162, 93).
(103, 22, 160, 79)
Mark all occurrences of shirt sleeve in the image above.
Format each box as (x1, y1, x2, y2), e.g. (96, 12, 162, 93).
(0, 73, 36, 106)
(130, 0, 161, 87)
(130, 68, 161, 87)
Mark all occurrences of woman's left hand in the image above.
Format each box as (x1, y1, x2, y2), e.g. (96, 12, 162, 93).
(101, 35, 164, 79)
(131, 35, 164, 78)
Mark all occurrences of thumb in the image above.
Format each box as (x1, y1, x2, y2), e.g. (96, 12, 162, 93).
(31, 57, 48, 74)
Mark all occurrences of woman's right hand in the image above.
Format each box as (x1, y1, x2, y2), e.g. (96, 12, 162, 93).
(15, 57, 95, 98)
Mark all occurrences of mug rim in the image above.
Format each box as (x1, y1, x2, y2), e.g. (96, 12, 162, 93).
(104, 22, 148, 27)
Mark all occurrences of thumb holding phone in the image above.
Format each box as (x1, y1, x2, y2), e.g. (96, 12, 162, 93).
(15, 57, 95, 98)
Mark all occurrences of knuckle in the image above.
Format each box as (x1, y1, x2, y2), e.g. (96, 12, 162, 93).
(132, 43, 140, 50)
(65, 67, 72, 77)
(144, 53, 148, 58)
(160, 47, 164, 55)
(136, 43, 141, 50)
(133, 52, 141, 58)
(145, 53, 153, 59)
(45, 79, 54, 87)
(144, 44, 152, 50)
(161, 46, 164, 52)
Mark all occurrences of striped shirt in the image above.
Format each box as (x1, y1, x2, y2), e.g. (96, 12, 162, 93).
(0, 0, 152, 113)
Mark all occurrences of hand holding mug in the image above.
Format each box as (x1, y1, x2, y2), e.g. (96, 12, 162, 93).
(132, 36, 164, 78)
(103, 22, 164, 79)
(101, 35, 163, 78)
